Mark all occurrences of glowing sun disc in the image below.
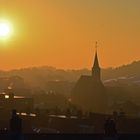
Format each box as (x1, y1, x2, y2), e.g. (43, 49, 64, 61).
(0, 22, 11, 37)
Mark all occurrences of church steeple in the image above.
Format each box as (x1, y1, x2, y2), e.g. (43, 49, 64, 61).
(92, 42, 101, 82)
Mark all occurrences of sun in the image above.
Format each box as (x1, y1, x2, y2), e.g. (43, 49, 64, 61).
(0, 22, 11, 38)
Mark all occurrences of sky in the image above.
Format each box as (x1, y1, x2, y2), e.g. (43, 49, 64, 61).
(0, 0, 140, 70)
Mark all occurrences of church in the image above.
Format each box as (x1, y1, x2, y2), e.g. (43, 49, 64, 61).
(71, 43, 108, 113)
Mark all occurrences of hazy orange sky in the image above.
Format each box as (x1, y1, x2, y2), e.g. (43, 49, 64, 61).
(0, 0, 140, 70)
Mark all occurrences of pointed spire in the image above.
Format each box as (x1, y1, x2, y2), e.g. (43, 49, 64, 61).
(92, 42, 101, 81)
(93, 42, 100, 68)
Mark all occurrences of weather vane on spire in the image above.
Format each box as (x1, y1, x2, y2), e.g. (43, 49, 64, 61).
(89, 40, 99, 52)
(95, 41, 98, 50)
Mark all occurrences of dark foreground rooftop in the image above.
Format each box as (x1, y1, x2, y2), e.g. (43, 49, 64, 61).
(0, 134, 140, 140)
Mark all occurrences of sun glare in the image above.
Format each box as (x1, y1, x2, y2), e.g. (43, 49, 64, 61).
(0, 21, 11, 38)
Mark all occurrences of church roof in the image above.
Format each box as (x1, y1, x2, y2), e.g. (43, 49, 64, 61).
(73, 75, 104, 92)
(79, 75, 92, 82)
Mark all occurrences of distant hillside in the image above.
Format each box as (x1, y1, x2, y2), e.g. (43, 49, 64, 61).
(103, 60, 140, 86)
(0, 60, 140, 88)
(103, 60, 140, 79)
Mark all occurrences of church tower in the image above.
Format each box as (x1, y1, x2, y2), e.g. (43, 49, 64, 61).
(92, 42, 101, 82)
(71, 42, 108, 113)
